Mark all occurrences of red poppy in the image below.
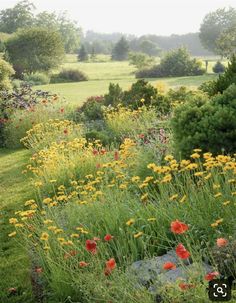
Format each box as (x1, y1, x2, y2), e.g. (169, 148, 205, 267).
(85, 239, 97, 254)
(100, 149, 106, 155)
(114, 151, 119, 161)
(171, 220, 189, 234)
(64, 129, 68, 135)
(204, 271, 219, 281)
(93, 149, 99, 155)
(179, 282, 195, 290)
(216, 238, 228, 247)
(60, 108, 65, 113)
(104, 234, 114, 241)
(176, 243, 190, 259)
(163, 262, 176, 270)
(79, 261, 89, 267)
(139, 134, 145, 139)
(104, 258, 116, 275)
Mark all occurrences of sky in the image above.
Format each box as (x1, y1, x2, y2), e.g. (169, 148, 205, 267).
(0, 0, 236, 36)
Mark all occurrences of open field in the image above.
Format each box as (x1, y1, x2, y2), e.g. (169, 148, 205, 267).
(38, 54, 220, 106)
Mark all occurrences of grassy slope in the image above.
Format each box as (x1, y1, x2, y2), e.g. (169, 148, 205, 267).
(38, 55, 218, 106)
(0, 149, 34, 303)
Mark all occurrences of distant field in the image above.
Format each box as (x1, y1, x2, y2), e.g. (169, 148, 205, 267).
(38, 54, 220, 106)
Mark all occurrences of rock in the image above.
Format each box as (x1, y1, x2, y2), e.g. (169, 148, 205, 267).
(128, 250, 214, 293)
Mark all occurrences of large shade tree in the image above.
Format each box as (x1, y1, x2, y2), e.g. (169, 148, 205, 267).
(199, 7, 236, 55)
(6, 28, 65, 77)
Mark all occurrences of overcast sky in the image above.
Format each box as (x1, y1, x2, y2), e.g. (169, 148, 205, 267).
(0, 0, 236, 36)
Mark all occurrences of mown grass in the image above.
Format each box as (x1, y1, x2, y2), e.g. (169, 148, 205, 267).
(0, 149, 34, 303)
(36, 54, 222, 106)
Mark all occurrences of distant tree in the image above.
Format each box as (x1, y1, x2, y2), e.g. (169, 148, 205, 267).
(199, 7, 236, 54)
(90, 46, 96, 61)
(6, 28, 65, 77)
(78, 45, 88, 61)
(0, 0, 34, 33)
(112, 37, 129, 61)
(212, 61, 226, 74)
(34, 12, 81, 53)
(139, 39, 160, 56)
(216, 24, 236, 58)
(128, 52, 155, 70)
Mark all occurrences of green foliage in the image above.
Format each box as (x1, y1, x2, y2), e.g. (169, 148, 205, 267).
(212, 61, 225, 74)
(0, 58, 14, 90)
(128, 52, 155, 70)
(216, 24, 236, 58)
(78, 44, 88, 61)
(23, 72, 50, 85)
(139, 39, 161, 56)
(104, 83, 124, 107)
(171, 84, 236, 157)
(136, 48, 205, 78)
(6, 28, 65, 77)
(112, 37, 129, 61)
(199, 7, 236, 54)
(0, 0, 34, 33)
(51, 69, 88, 83)
(35, 12, 81, 53)
(77, 95, 104, 121)
(200, 55, 236, 96)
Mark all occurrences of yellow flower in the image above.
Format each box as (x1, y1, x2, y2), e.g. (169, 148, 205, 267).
(70, 233, 79, 238)
(54, 229, 63, 234)
(134, 232, 143, 238)
(8, 231, 16, 237)
(147, 218, 156, 222)
(141, 193, 148, 201)
(47, 226, 57, 231)
(43, 245, 50, 251)
(24, 199, 35, 206)
(211, 222, 218, 228)
(126, 218, 135, 226)
(214, 192, 222, 198)
(9, 218, 18, 224)
(44, 219, 53, 225)
(194, 171, 204, 177)
(169, 194, 178, 201)
(223, 200, 230, 206)
(15, 223, 24, 228)
(40, 232, 49, 241)
(180, 195, 187, 203)
(204, 173, 212, 180)
(193, 149, 202, 153)
(43, 197, 52, 205)
(131, 176, 140, 182)
(190, 153, 200, 159)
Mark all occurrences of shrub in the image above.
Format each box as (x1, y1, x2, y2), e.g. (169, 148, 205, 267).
(3, 100, 67, 148)
(51, 69, 88, 83)
(103, 83, 124, 107)
(76, 95, 104, 121)
(213, 61, 225, 74)
(0, 58, 14, 90)
(104, 105, 157, 139)
(136, 48, 205, 78)
(21, 119, 84, 152)
(200, 55, 236, 96)
(23, 72, 50, 85)
(171, 84, 236, 157)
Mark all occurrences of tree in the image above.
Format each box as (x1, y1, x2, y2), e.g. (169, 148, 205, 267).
(139, 39, 160, 56)
(0, 0, 34, 33)
(0, 58, 14, 90)
(6, 28, 65, 77)
(111, 37, 129, 61)
(34, 12, 81, 53)
(216, 24, 236, 58)
(78, 45, 88, 61)
(199, 7, 236, 54)
(128, 52, 155, 70)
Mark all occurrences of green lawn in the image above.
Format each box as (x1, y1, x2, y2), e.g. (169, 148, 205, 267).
(38, 74, 217, 106)
(0, 149, 34, 303)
